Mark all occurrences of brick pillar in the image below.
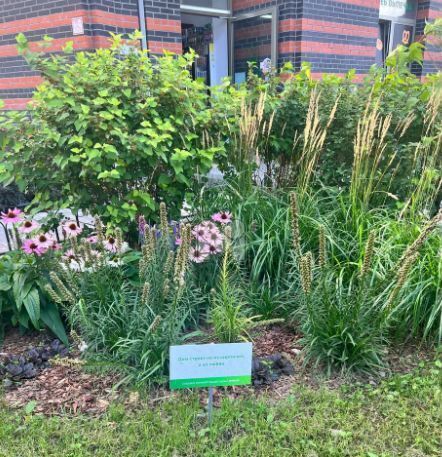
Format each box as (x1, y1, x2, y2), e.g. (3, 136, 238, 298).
(144, 0, 182, 54)
(417, 0, 442, 75)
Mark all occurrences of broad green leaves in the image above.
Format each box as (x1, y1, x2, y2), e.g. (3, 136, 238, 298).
(1, 34, 224, 230)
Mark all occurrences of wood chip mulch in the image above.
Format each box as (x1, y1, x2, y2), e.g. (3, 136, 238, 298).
(252, 325, 302, 357)
(3, 365, 119, 416)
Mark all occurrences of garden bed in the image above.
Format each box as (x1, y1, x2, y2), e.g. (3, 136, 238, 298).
(1, 327, 435, 416)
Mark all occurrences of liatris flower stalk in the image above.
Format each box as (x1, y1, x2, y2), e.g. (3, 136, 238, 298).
(80, 238, 93, 263)
(138, 215, 146, 237)
(360, 231, 375, 280)
(70, 235, 79, 255)
(159, 202, 169, 236)
(290, 192, 301, 256)
(163, 250, 174, 276)
(94, 216, 105, 245)
(146, 224, 156, 256)
(115, 227, 123, 253)
(173, 224, 191, 286)
(70, 330, 83, 348)
(148, 315, 162, 333)
(384, 252, 418, 313)
(45, 284, 63, 304)
(141, 282, 150, 306)
(163, 278, 170, 298)
(49, 272, 76, 305)
(224, 225, 232, 245)
(318, 225, 326, 269)
(300, 252, 313, 295)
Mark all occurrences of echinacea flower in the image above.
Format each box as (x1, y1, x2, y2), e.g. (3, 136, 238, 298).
(35, 233, 54, 249)
(192, 224, 209, 241)
(211, 211, 232, 224)
(205, 243, 223, 255)
(175, 237, 182, 246)
(63, 220, 83, 237)
(1, 208, 23, 224)
(63, 249, 77, 261)
(104, 236, 117, 252)
(203, 227, 224, 246)
(86, 235, 98, 244)
(22, 238, 46, 256)
(202, 220, 216, 231)
(50, 241, 62, 251)
(189, 246, 209, 263)
(18, 219, 40, 234)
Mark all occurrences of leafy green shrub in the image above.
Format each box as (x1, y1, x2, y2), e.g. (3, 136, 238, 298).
(0, 33, 222, 232)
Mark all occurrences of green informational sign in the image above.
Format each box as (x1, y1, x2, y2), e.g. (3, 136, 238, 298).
(169, 343, 253, 390)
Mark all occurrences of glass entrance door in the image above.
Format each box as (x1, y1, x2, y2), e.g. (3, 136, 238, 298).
(230, 7, 278, 83)
(180, 1, 230, 86)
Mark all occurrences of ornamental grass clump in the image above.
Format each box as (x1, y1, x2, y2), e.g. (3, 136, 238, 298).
(289, 191, 441, 374)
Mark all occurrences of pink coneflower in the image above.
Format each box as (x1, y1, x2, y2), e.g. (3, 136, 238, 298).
(189, 246, 209, 263)
(202, 220, 216, 231)
(175, 237, 182, 246)
(104, 236, 117, 252)
(205, 243, 223, 255)
(18, 219, 40, 234)
(50, 241, 62, 251)
(63, 220, 83, 237)
(192, 223, 209, 241)
(86, 235, 98, 244)
(211, 211, 232, 224)
(63, 249, 77, 261)
(1, 208, 23, 224)
(203, 227, 224, 246)
(35, 233, 54, 249)
(22, 238, 46, 256)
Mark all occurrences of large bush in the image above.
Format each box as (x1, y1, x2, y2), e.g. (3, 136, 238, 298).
(0, 33, 223, 230)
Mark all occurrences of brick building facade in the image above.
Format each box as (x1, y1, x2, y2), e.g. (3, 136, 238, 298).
(0, 0, 440, 109)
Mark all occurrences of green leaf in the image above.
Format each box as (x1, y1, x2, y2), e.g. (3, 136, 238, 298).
(40, 301, 68, 346)
(12, 271, 32, 310)
(0, 277, 11, 291)
(99, 111, 114, 121)
(24, 400, 37, 415)
(22, 288, 40, 329)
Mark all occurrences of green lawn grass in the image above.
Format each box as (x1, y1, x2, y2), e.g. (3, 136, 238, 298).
(0, 361, 440, 457)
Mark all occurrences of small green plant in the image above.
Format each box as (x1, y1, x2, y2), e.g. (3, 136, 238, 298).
(210, 227, 263, 343)
(0, 250, 67, 345)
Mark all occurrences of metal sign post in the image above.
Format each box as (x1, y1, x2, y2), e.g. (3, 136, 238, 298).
(208, 386, 214, 426)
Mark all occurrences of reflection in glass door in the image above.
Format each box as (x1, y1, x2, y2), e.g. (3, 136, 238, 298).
(230, 8, 278, 83)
